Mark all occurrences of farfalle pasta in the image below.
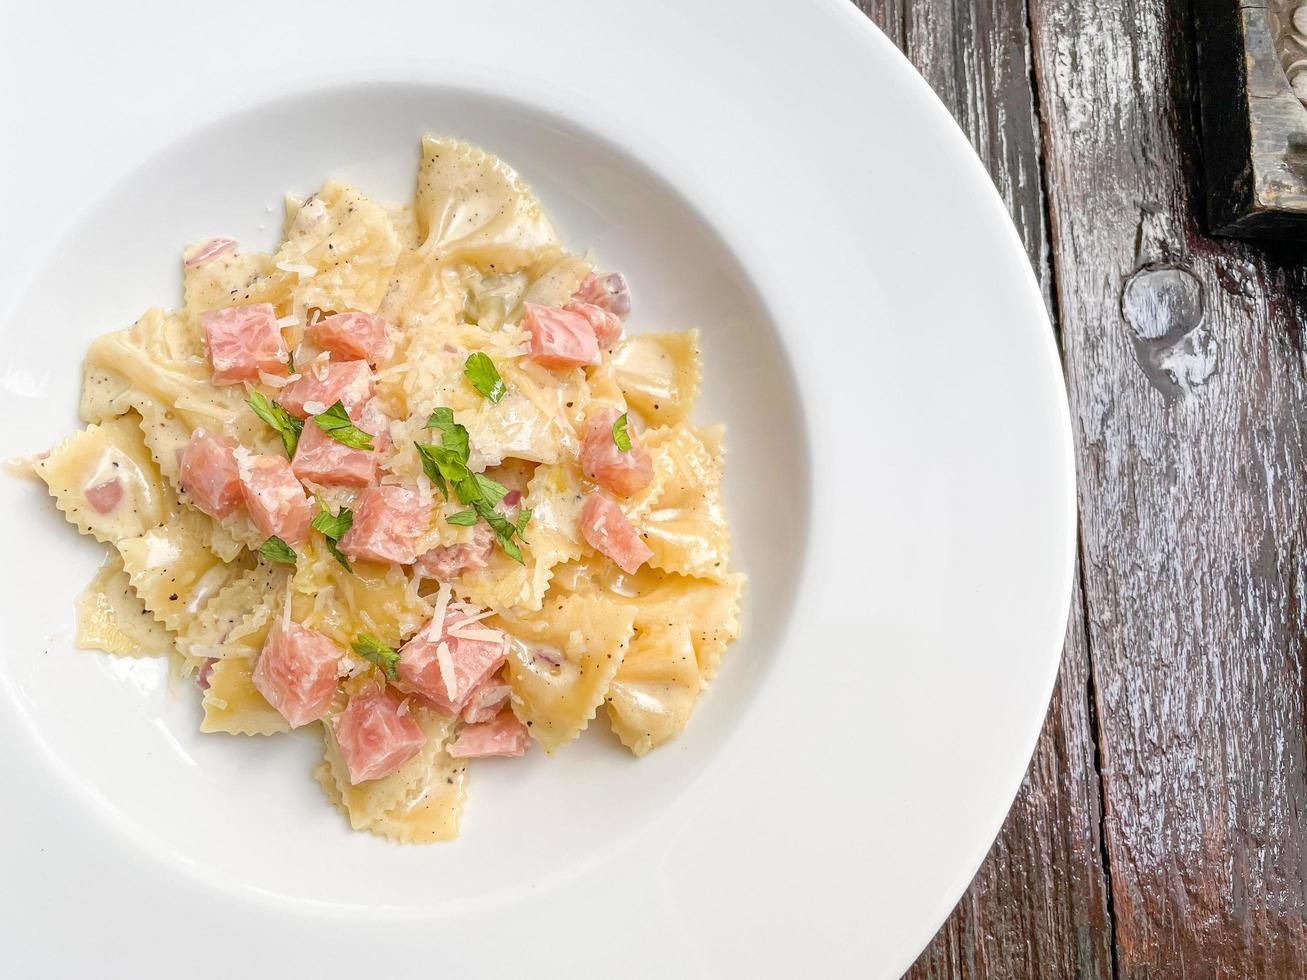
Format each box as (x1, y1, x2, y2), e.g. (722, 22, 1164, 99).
(24, 136, 745, 841)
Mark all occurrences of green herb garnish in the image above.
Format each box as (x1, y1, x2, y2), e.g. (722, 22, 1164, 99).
(351, 632, 400, 680)
(310, 504, 353, 541)
(473, 472, 508, 507)
(248, 391, 304, 458)
(312, 400, 374, 450)
(259, 535, 297, 565)
(417, 405, 530, 563)
(463, 352, 506, 403)
(612, 412, 632, 452)
(475, 503, 524, 562)
(310, 501, 353, 572)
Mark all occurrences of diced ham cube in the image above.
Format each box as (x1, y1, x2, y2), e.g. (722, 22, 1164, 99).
(85, 478, 123, 515)
(201, 303, 288, 384)
(306, 311, 393, 366)
(252, 621, 342, 728)
(338, 485, 430, 564)
(580, 407, 653, 497)
(179, 428, 243, 519)
(399, 609, 507, 714)
(522, 303, 600, 368)
(564, 300, 623, 348)
(236, 450, 311, 545)
(413, 523, 494, 580)
(291, 421, 378, 488)
(184, 237, 237, 267)
(278, 359, 373, 419)
(333, 684, 427, 784)
(572, 271, 631, 318)
(449, 710, 529, 758)
(461, 675, 511, 724)
(580, 493, 653, 574)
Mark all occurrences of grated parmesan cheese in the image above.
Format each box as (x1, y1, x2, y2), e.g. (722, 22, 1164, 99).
(259, 370, 297, 389)
(431, 583, 452, 639)
(435, 641, 457, 698)
(445, 610, 493, 632)
(276, 260, 318, 277)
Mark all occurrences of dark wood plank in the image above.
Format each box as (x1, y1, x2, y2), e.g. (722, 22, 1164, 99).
(852, 2, 1117, 977)
(1028, 0, 1307, 973)
(854, 0, 906, 49)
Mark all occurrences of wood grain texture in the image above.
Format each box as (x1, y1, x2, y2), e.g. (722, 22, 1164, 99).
(853, 2, 1116, 977)
(1028, 0, 1307, 973)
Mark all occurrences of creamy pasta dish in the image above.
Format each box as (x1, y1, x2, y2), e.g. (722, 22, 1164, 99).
(25, 136, 744, 842)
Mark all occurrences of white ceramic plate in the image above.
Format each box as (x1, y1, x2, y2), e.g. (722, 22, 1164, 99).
(0, 2, 1074, 976)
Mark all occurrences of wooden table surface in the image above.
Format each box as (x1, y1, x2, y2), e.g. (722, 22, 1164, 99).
(849, 1, 1307, 977)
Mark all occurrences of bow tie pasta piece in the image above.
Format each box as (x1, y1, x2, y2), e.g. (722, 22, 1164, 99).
(520, 250, 593, 310)
(183, 248, 285, 319)
(611, 424, 731, 582)
(126, 399, 261, 559)
(606, 624, 702, 757)
(178, 560, 292, 661)
(491, 593, 637, 754)
(200, 656, 290, 736)
(117, 510, 254, 633)
(521, 462, 587, 564)
(317, 705, 465, 842)
(416, 136, 558, 272)
(291, 539, 433, 649)
(553, 560, 745, 684)
(85, 310, 273, 450)
(75, 553, 172, 658)
(456, 461, 588, 613)
(34, 412, 175, 546)
(275, 180, 405, 316)
(608, 330, 702, 428)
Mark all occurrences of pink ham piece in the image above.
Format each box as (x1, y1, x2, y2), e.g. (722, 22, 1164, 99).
(179, 428, 243, 519)
(338, 485, 430, 564)
(572, 271, 631, 318)
(85, 478, 123, 515)
(291, 421, 378, 488)
(460, 675, 511, 724)
(252, 621, 342, 728)
(580, 493, 653, 574)
(579, 407, 654, 497)
(413, 523, 494, 581)
(183, 237, 237, 268)
(196, 658, 218, 690)
(201, 303, 288, 385)
(306, 311, 392, 366)
(564, 300, 623, 349)
(333, 684, 427, 784)
(278, 359, 373, 419)
(449, 710, 529, 759)
(522, 303, 600, 368)
(236, 451, 311, 545)
(398, 609, 507, 715)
